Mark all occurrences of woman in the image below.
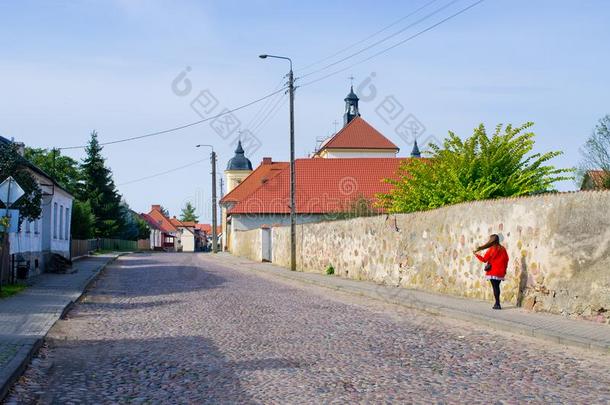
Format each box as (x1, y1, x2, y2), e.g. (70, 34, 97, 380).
(473, 234, 509, 310)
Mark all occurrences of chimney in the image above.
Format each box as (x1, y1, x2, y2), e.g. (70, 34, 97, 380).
(151, 204, 161, 211)
(262, 157, 272, 165)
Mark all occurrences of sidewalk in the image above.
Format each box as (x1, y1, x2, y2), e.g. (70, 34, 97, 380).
(209, 253, 610, 354)
(0, 254, 119, 400)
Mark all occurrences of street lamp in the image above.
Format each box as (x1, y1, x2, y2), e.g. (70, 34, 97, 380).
(196, 144, 218, 253)
(259, 53, 296, 271)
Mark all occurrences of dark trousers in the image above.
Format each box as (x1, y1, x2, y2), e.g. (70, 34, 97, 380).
(490, 279, 501, 305)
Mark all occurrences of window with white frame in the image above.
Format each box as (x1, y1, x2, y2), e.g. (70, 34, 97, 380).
(59, 205, 64, 240)
(25, 220, 31, 233)
(65, 207, 70, 240)
(34, 218, 39, 234)
(53, 203, 58, 239)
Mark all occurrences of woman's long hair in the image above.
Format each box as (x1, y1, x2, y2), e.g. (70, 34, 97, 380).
(477, 234, 500, 251)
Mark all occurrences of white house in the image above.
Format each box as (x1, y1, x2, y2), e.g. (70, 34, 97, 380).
(1, 137, 74, 277)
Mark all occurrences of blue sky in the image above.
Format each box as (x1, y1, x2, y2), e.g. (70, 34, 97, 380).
(1, 0, 608, 222)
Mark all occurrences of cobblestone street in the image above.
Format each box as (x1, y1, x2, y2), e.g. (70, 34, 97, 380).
(5, 252, 610, 404)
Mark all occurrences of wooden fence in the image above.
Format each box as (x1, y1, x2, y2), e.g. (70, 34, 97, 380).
(71, 238, 151, 258)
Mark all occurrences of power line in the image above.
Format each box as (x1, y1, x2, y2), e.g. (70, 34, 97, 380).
(299, 0, 460, 80)
(118, 158, 208, 186)
(299, 0, 485, 88)
(251, 92, 288, 134)
(59, 86, 288, 150)
(244, 77, 286, 130)
(297, 0, 442, 73)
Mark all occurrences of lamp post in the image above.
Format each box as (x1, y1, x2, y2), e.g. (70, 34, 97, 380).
(196, 144, 218, 253)
(259, 54, 296, 271)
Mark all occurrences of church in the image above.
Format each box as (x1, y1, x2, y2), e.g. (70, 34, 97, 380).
(219, 86, 421, 252)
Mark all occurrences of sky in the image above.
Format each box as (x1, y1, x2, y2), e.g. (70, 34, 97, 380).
(1, 0, 609, 223)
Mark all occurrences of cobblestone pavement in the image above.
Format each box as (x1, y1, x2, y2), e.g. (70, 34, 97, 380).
(5, 252, 610, 404)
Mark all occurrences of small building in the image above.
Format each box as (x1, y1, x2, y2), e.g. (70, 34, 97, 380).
(169, 217, 196, 252)
(0, 136, 74, 278)
(143, 205, 177, 251)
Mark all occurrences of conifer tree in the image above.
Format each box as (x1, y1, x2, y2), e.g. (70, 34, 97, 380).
(180, 202, 198, 222)
(80, 131, 124, 237)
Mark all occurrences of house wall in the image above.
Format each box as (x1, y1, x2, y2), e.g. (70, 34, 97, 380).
(231, 213, 327, 232)
(9, 175, 73, 276)
(176, 228, 195, 252)
(233, 191, 610, 323)
(318, 148, 397, 158)
(232, 228, 262, 262)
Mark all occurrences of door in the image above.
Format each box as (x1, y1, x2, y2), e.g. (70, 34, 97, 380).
(261, 227, 271, 262)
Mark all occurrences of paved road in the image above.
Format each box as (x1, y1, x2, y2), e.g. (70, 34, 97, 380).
(5, 253, 610, 404)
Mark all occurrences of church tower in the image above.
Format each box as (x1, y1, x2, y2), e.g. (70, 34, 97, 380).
(222, 140, 253, 251)
(225, 140, 253, 193)
(343, 85, 360, 126)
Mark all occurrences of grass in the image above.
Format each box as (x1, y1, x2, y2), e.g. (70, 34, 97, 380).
(0, 283, 27, 299)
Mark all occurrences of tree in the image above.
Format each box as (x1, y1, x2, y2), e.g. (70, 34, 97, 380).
(579, 115, 610, 189)
(80, 131, 124, 237)
(180, 202, 198, 222)
(0, 143, 42, 223)
(116, 201, 150, 241)
(24, 148, 81, 196)
(378, 122, 572, 213)
(71, 200, 95, 239)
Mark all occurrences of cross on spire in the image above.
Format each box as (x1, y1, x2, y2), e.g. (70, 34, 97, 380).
(332, 120, 339, 134)
(348, 75, 355, 86)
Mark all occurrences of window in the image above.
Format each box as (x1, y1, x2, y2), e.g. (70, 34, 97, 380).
(59, 205, 64, 240)
(53, 203, 58, 239)
(34, 219, 39, 234)
(25, 220, 31, 233)
(65, 208, 70, 240)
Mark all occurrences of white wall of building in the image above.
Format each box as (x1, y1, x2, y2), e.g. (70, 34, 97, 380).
(321, 150, 397, 158)
(231, 213, 326, 232)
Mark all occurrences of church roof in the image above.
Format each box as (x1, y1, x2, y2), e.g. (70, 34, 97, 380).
(227, 158, 408, 215)
(317, 117, 399, 152)
(226, 140, 253, 171)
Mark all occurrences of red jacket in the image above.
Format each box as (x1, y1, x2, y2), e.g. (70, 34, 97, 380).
(475, 245, 509, 279)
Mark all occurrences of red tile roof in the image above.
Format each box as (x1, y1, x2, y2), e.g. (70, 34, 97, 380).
(228, 158, 408, 214)
(145, 207, 177, 233)
(220, 159, 289, 204)
(196, 224, 222, 235)
(316, 117, 399, 152)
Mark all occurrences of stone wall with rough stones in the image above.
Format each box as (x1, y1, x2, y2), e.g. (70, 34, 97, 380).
(236, 191, 610, 323)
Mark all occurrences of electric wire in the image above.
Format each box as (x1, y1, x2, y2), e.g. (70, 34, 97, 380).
(118, 158, 208, 186)
(296, 0, 441, 73)
(299, 0, 485, 88)
(58, 86, 288, 150)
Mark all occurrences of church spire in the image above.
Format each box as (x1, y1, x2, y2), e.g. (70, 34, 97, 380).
(410, 139, 421, 158)
(343, 85, 360, 126)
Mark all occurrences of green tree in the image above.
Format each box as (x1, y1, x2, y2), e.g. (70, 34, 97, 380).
(180, 202, 198, 222)
(24, 148, 81, 195)
(378, 122, 572, 213)
(80, 131, 124, 237)
(579, 114, 610, 189)
(116, 202, 150, 241)
(0, 143, 42, 223)
(71, 200, 95, 239)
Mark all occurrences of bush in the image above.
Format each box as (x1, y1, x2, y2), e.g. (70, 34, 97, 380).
(325, 264, 335, 275)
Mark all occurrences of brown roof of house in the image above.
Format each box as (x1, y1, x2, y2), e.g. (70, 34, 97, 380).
(316, 117, 399, 153)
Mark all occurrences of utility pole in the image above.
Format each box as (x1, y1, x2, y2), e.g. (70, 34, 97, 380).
(259, 53, 296, 271)
(196, 143, 218, 254)
(211, 150, 218, 254)
(288, 66, 296, 271)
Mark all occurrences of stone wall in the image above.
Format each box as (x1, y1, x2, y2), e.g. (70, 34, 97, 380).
(236, 191, 610, 323)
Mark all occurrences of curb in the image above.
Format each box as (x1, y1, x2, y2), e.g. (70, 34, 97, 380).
(207, 254, 610, 355)
(0, 254, 123, 401)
